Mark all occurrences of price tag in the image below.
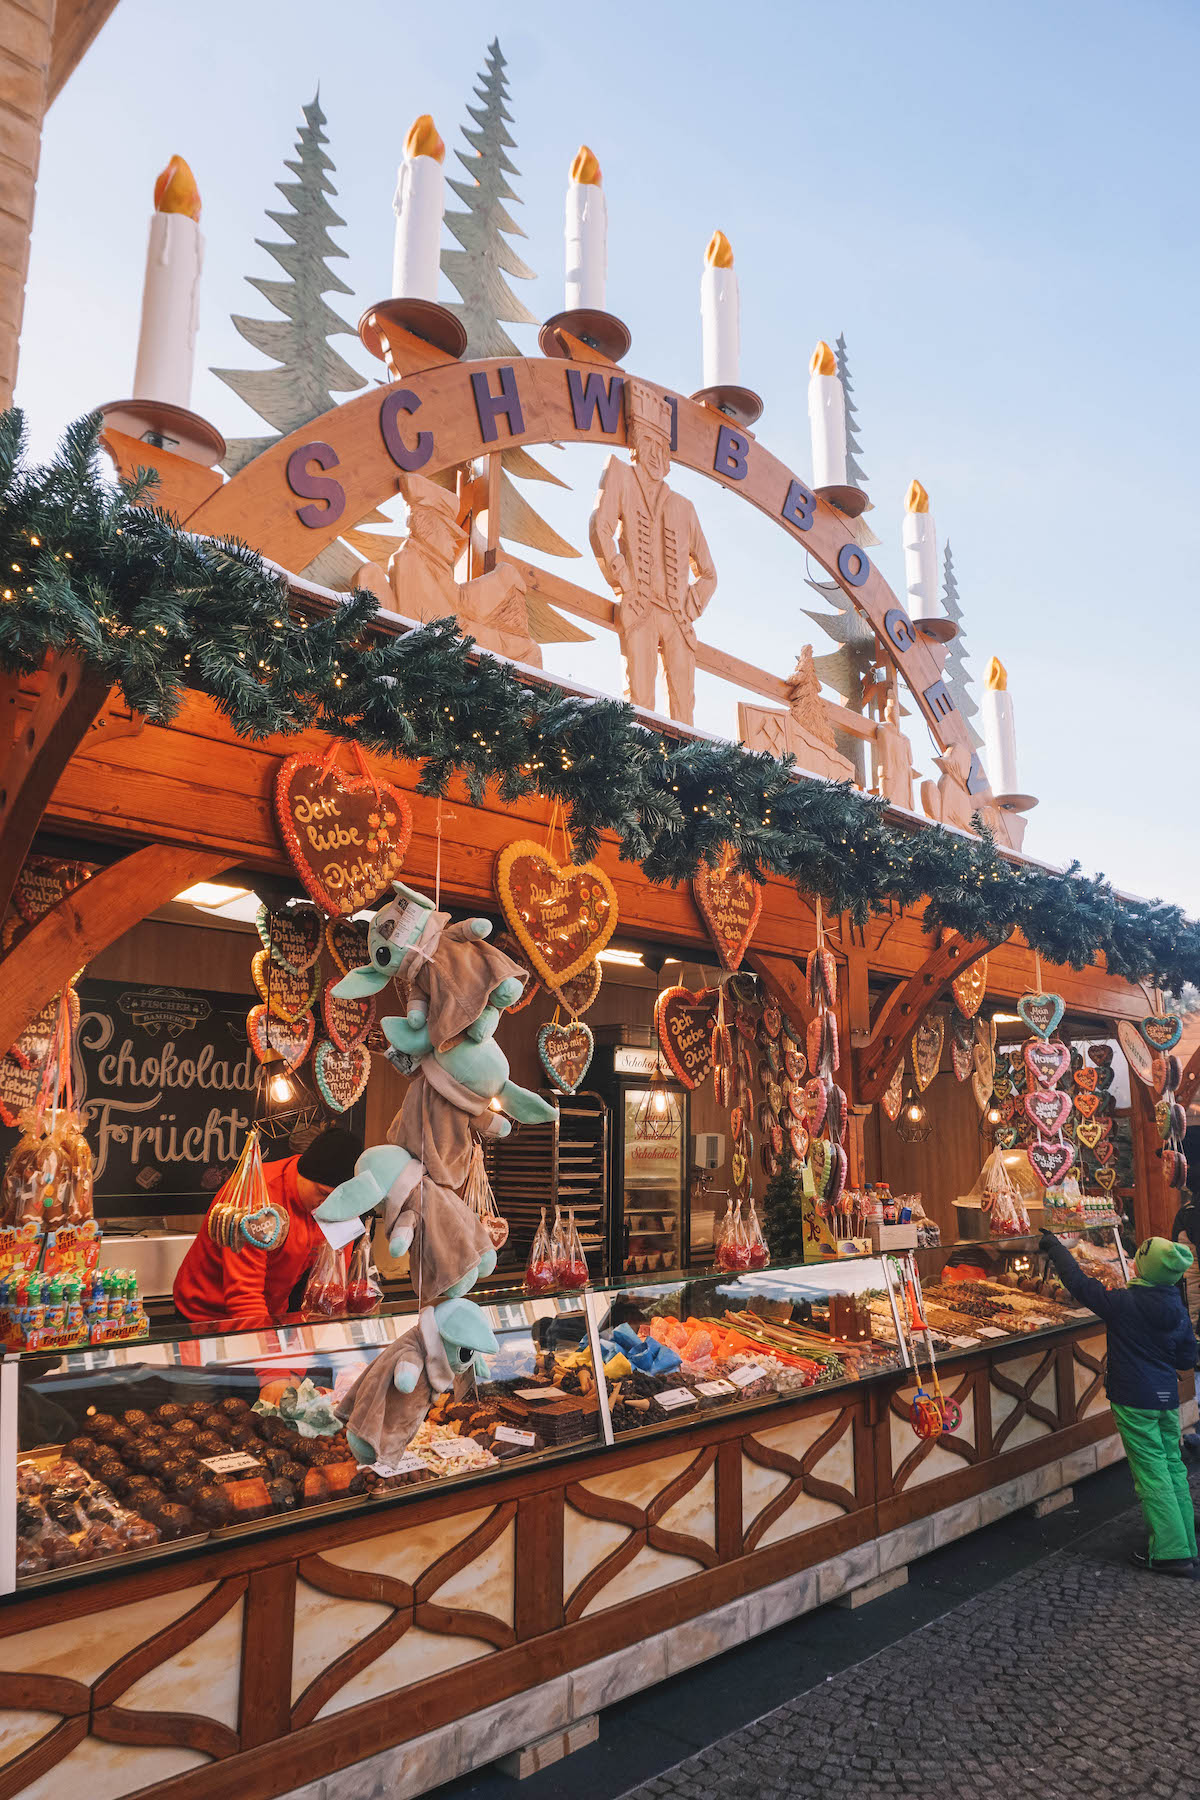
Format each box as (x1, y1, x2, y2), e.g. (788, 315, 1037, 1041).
(1024, 1314, 1056, 1328)
(728, 1363, 768, 1389)
(317, 1214, 366, 1251)
(653, 1386, 697, 1410)
(1066, 1308, 1095, 1319)
(695, 1379, 736, 1398)
(200, 1451, 262, 1477)
(432, 1437, 480, 1462)
(514, 1385, 566, 1401)
(371, 1453, 427, 1477)
(946, 1335, 979, 1349)
(976, 1327, 1007, 1338)
(494, 1426, 537, 1448)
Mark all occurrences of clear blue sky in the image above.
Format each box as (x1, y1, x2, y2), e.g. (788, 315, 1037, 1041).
(17, 0, 1200, 914)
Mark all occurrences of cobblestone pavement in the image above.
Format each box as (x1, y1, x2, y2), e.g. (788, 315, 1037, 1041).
(617, 1480, 1200, 1800)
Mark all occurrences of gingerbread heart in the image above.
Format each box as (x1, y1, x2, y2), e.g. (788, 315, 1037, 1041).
(11, 855, 94, 927)
(827, 1142, 848, 1207)
(247, 1006, 314, 1072)
(495, 840, 617, 987)
(1094, 1066, 1115, 1092)
(992, 1077, 1013, 1099)
(971, 1067, 993, 1113)
(761, 1003, 782, 1040)
(912, 1014, 944, 1092)
(1094, 1166, 1117, 1193)
(1166, 1054, 1183, 1091)
(951, 957, 988, 1018)
(240, 1205, 288, 1251)
(949, 1012, 975, 1084)
(806, 946, 837, 1008)
(882, 1062, 905, 1124)
(1024, 1089, 1072, 1134)
(1073, 1065, 1098, 1092)
(1076, 1117, 1104, 1149)
(1092, 1139, 1116, 1168)
(275, 748, 413, 916)
(760, 1144, 780, 1179)
(732, 1150, 748, 1188)
(691, 844, 763, 971)
(993, 1124, 1019, 1149)
(769, 1120, 784, 1157)
(784, 1047, 807, 1083)
(764, 1037, 783, 1077)
(1073, 1090, 1101, 1118)
(1028, 1138, 1075, 1188)
(1140, 1013, 1182, 1052)
(827, 1084, 848, 1144)
(655, 986, 717, 1090)
(800, 1078, 828, 1132)
(538, 1019, 594, 1094)
(252, 949, 320, 1022)
(314, 1039, 370, 1112)
(1088, 1043, 1114, 1066)
(809, 1136, 832, 1198)
(256, 903, 325, 975)
(493, 931, 541, 1014)
(324, 916, 370, 976)
(323, 981, 375, 1053)
(1017, 992, 1064, 1041)
(0, 1050, 42, 1127)
(789, 1121, 810, 1161)
(768, 1076, 784, 1116)
(1149, 1054, 1170, 1098)
(1025, 1039, 1070, 1088)
(12, 987, 80, 1069)
(555, 959, 602, 1018)
(1117, 1019, 1156, 1087)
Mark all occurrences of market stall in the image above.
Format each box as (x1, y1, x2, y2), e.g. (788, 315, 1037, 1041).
(0, 64, 1196, 1800)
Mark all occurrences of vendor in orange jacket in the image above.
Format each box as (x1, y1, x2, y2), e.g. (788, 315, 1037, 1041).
(173, 1128, 363, 1333)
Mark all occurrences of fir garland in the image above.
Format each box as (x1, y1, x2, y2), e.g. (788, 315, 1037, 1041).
(2, 410, 1198, 992)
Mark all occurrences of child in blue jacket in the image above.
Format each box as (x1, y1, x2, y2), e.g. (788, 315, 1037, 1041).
(1039, 1230, 1197, 1576)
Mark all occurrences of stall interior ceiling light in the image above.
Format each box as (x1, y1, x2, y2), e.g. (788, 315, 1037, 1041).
(269, 1073, 295, 1104)
(598, 948, 644, 966)
(991, 1012, 1021, 1023)
(175, 882, 250, 907)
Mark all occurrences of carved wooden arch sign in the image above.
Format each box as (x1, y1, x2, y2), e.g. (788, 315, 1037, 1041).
(183, 356, 992, 796)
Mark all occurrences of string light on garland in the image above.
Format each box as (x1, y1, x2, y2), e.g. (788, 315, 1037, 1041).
(1, 408, 1199, 989)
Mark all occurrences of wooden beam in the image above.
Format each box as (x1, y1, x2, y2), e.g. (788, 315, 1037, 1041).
(0, 843, 235, 1050)
(0, 652, 112, 923)
(746, 950, 814, 1035)
(853, 935, 991, 1106)
(48, 0, 121, 101)
(1178, 1042, 1200, 1112)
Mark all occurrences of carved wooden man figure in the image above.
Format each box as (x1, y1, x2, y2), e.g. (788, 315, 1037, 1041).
(589, 381, 717, 723)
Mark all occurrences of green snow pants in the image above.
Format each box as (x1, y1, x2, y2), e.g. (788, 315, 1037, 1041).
(1111, 1402, 1197, 1564)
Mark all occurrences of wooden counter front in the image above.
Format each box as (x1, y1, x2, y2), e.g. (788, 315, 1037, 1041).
(0, 1323, 1123, 1800)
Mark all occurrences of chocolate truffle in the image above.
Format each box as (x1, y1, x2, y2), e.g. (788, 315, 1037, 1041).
(192, 1431, 225, 1457)
(155, 1501, 195, 1540)
(265, 1478, 297, 1511)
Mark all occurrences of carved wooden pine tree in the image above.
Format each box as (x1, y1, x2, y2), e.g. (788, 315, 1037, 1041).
(836, 333, 867, 488)
(803, 574, 873, 782)
(440, 40, 578, 562)
(212, 95, 365, 478)
(941, 542, 983, 747)
(787, 645, 842, 753)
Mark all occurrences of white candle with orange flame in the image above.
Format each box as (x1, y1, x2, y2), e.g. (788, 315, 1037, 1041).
(982, 656, 1019, 796)
(392, 114, 445, 301)
(902, 479, 943, 627)
(700, 231, 739, 388)
(132, 156, 203, 410)
(565, 145, 606, 311)
(807, 340, 846, 487)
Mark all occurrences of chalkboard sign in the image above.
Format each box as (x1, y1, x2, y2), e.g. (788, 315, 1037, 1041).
(0, 980, 362, 1219)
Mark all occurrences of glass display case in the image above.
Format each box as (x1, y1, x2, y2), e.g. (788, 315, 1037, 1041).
(3, 1235, 1124, 1594)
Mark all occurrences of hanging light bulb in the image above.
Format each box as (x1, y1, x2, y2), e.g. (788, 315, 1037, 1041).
(986, 1104, 1003, 1125)
(895, 1086, 931, 1144)
(653, 1085, 668, 1115)
(270, 1072, 295, 1105)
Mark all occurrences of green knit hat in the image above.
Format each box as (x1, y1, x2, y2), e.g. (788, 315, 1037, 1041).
(1133, 1237, 1194, 1285)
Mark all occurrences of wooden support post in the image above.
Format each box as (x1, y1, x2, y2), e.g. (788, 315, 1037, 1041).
(0, 843, 235, 1050)
(1128, 1083, 1172, 1241)
(482, 452, 501, 574)
(0, 653, 112, 923)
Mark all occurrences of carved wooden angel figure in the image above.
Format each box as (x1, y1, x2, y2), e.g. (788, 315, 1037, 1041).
(920, 741, 978, 833)
(353, 471, 543, 666)
(872, 692, 916, 810)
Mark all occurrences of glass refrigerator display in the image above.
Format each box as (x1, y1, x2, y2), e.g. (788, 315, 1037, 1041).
(615, 1082, 688, 1275)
